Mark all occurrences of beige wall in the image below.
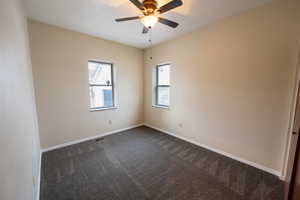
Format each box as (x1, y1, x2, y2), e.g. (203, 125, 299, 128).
(144, 0, 300, 173)
(28, 21, 144, 149)
(0, 0, 41, 200)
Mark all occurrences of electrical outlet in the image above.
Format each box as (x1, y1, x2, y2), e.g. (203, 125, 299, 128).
(178, 123, 183, 128)
(108, 120, 112, 125)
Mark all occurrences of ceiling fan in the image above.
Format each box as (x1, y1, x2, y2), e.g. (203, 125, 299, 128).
(115, 0, 183, 34)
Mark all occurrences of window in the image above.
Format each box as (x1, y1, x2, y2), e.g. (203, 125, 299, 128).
(155, 64, 170, 107)
(88, 61, 115, 110)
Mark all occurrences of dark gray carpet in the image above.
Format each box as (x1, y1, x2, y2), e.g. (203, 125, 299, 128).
(40, 126, 283, 200)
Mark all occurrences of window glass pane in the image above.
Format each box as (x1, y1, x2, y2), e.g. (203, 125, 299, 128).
(88, 62, 112, 85)
(158, 65, 170, 85)
(157, 87, 170, 106)
(89, 86, 113, 108)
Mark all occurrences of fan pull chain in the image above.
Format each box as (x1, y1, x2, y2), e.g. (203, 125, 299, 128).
(149, 27, 153, 60)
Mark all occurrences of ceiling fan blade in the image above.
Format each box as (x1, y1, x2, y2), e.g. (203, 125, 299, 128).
(129, 0, 144, 10)
(158, 17, 179, 28)
(115, 16, 140, 22)
(157, 0, 183, 14)
(142, 26, 149, 34)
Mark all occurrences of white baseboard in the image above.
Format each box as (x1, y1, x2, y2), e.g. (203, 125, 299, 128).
(144, 123, 282, 178)
(41, 124, 144, 153)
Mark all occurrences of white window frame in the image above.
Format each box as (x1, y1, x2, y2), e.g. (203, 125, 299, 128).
(153, 63, 171, 109)
(88, 60, 117, 111)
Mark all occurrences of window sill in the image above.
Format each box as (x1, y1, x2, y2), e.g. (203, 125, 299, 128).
(152, 105, 170, 110)
(90, 107, 118, 112)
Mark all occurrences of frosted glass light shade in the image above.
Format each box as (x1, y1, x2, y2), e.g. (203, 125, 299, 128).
(141, 15, 158, 28)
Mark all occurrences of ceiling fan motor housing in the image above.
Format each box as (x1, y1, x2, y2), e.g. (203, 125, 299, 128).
(143, 0, 158, 14)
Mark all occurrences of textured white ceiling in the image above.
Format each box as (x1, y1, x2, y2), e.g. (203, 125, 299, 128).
(25, 0, 273, 48)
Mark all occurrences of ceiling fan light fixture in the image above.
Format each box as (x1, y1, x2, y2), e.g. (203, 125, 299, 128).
(141, 15, 158, 28)
(115, 0, 183, 33)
